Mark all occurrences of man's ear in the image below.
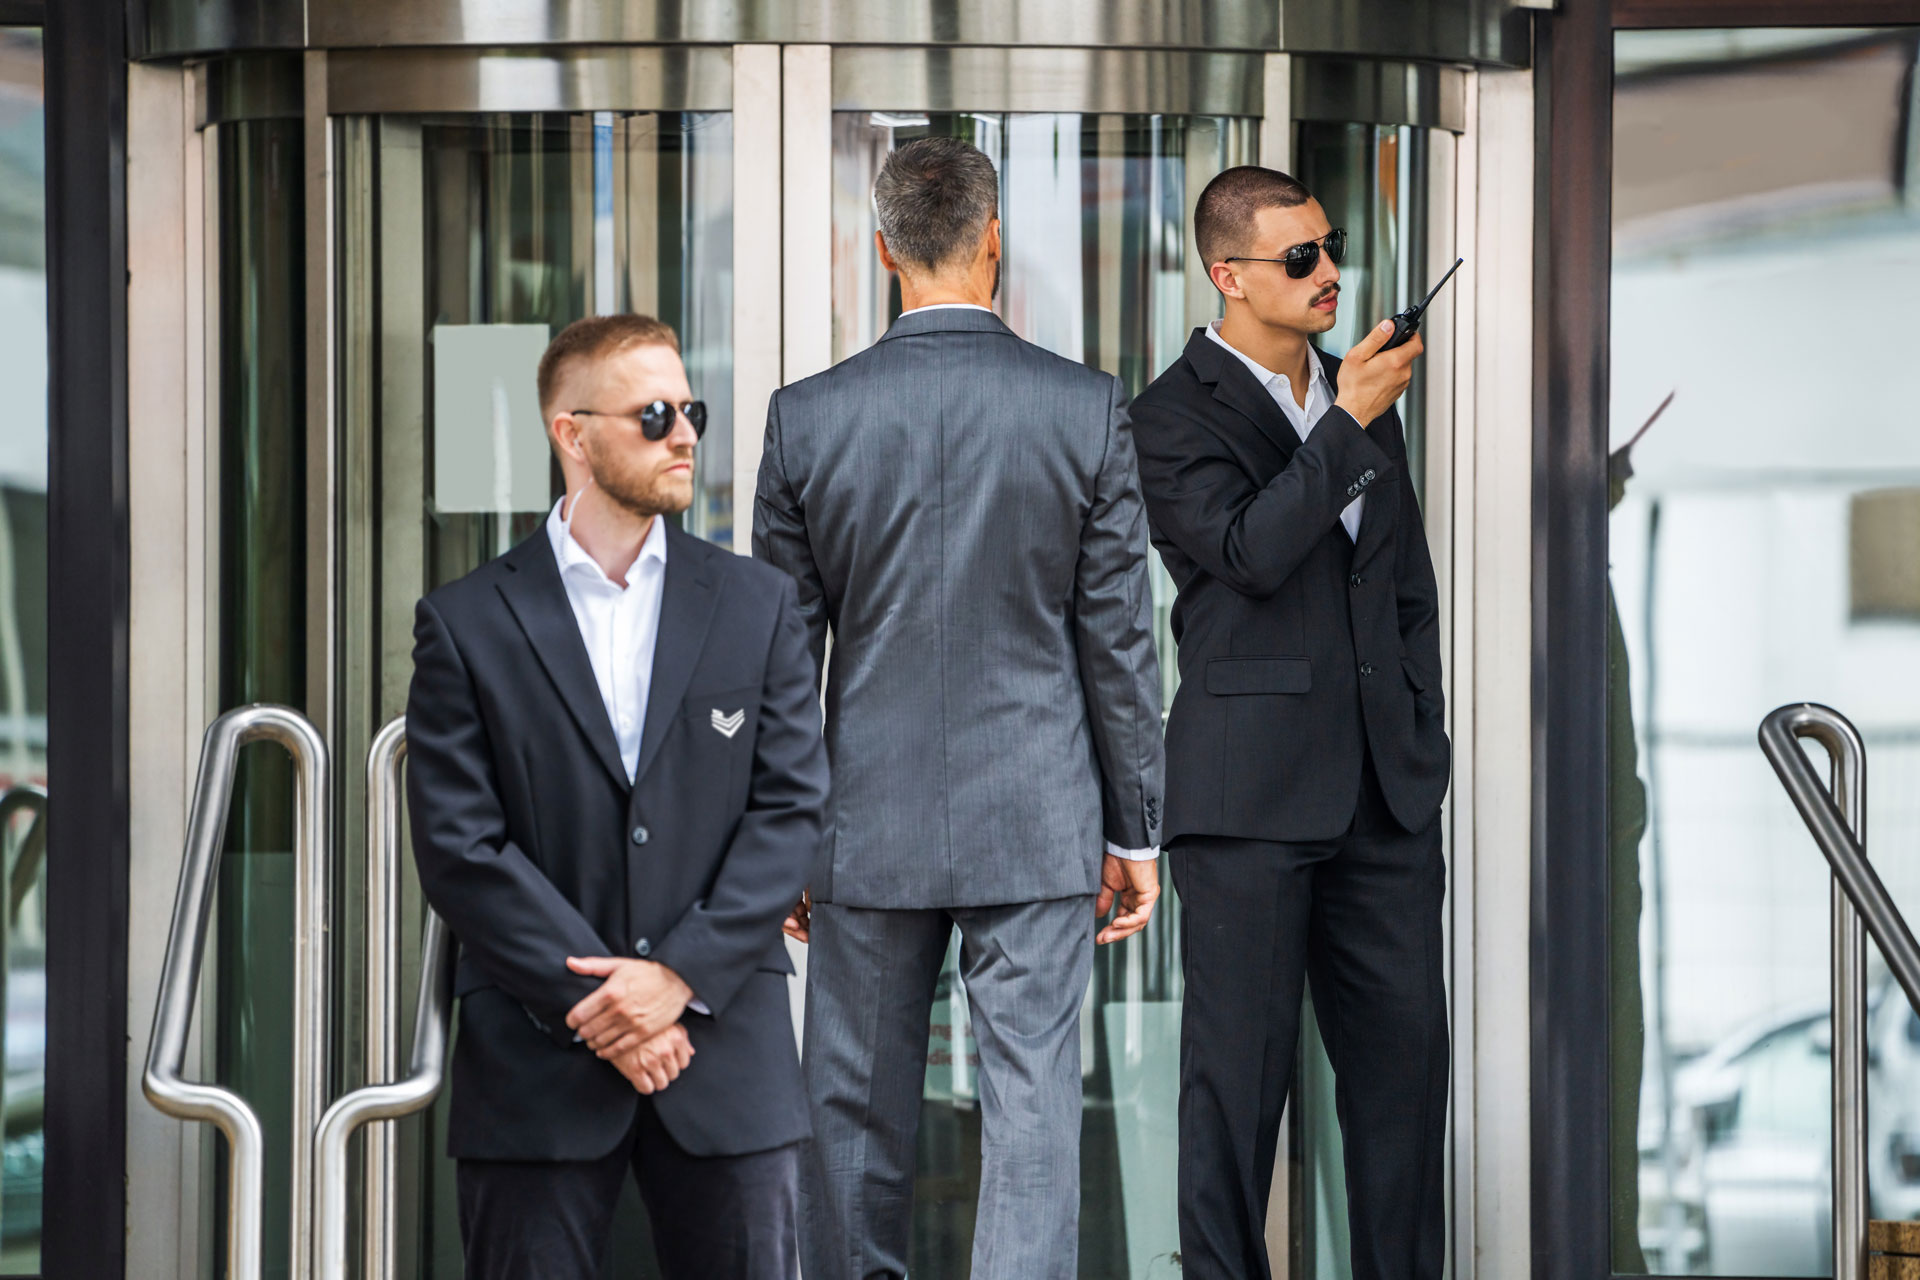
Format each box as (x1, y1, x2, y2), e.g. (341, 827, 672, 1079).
(549, 412, 587, 465)
(875, 230, 899, 274)
(1208, 260, 1244, 300)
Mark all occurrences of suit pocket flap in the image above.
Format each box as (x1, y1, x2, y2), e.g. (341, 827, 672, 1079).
(1205, 656, 1312, 696)
(1401, 656, 1430, 691)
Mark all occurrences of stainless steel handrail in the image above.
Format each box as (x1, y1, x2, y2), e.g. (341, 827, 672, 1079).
(363, 716, 405, 1279)
(314, 908, 453, 1279)
(322, 717, 455, 1280)
(142, 705, 330, 1280)
(1758, 703, 1920, 1280)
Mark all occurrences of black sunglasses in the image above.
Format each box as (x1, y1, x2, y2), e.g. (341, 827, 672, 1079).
(569, 400, 708, 441)
(1226, 228, 1347, 280)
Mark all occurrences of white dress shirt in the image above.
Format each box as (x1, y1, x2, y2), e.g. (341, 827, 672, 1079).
(900, 303, 1157, 863)
(546, 498, 712, 1012)
(546, 496, 667, 783)
(1206, 320, 1363, 541)
(899, 302, 997, 316)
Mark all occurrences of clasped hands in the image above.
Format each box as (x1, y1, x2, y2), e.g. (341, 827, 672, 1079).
(565, 955, 696, 1095)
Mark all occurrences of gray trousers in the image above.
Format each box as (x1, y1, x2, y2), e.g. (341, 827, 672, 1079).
(799, 895, 1095, 1280)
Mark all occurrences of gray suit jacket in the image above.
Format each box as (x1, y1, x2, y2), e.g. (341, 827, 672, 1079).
(754, 307, 1164, 909)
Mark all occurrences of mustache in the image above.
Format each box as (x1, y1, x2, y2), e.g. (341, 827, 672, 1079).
(1312, 283, 1341, 305)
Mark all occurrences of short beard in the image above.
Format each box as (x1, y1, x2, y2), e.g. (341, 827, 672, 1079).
(586, 441, 694, 520)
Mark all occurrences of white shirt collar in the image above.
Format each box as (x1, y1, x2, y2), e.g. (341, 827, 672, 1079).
(545, 495, 668, 588)
(1205, 319, 1331, 398)
(900, 302, 996, 316)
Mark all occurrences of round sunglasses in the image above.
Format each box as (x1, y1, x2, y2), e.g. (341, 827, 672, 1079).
(1225, 228, 1347, 280)
(568, 400, 708, 441)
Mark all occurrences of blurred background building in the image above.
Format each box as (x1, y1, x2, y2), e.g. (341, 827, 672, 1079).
(5, 1, 1918, 1278)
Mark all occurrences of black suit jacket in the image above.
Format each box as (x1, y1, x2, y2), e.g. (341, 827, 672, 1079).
(1131, 330, 1450, 843)
(405, 521, 828, 1161)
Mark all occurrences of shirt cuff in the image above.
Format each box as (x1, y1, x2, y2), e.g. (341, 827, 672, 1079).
(1106, 841, 1160, 862)
(687, 998, 712, 1016)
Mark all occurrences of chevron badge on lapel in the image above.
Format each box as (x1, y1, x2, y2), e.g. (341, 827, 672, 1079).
(710, 708, 745, 739)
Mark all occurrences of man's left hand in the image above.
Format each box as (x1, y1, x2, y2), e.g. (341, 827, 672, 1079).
(1095, 854, 1160, 944)
(565, 956, 695, 1055)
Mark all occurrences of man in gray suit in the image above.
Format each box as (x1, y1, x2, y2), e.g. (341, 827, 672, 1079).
(754, 136, 1165, 1280)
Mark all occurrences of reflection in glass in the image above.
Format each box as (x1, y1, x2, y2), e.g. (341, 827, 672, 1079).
(1611, 27, 1920, 1276)
(832, 110, 1256, 1277)
(213, 114, 308, 1280)
(0, 31, 42, 1271)
(330, 110, 733, 1277)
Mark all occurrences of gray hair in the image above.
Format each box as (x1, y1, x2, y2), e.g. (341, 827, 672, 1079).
(873, 136, 999, 272)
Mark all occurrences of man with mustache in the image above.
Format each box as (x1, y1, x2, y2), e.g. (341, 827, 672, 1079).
(407, 314, 828, 1278)
(1129, 166, 1451, 1279)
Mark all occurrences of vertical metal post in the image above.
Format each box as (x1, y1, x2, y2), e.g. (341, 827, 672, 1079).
(1760, 705, 1874, 1280)
(1827, 722, 1869, 1280)
(318, 719, 453, 1280)
(143, 705, 329, 1280)
(363, 717, 407, 1280)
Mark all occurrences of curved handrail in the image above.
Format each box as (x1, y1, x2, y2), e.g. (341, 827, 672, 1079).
(1759, 704, 1920, 1015)
(1759, 701, 1903, 1280)
(314, 907, 454, 1279)
(142, 705, 330, 1280)
(362, 717, 406, 1279)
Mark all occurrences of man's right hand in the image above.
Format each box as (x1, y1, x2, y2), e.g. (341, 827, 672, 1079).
(607, 1023, 694, 1095)
(782, 889, 812, 944)
(1333, 319, 1423, 428)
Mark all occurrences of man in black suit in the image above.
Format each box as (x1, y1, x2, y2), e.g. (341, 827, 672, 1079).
(406, 314, 828, 1279)
(1130, 167, 1450, 1280)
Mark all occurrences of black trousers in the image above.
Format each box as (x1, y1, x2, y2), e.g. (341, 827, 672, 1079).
(1171, 756, 1448, 1280)
(456, 1097, 799, 1280)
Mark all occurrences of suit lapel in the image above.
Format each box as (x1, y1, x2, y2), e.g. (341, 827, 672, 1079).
(1210, 363, 1303, 460)
(633, 524, 722, 787)
(1186, 327, 1310, 461)
(497, 533, 631, 790)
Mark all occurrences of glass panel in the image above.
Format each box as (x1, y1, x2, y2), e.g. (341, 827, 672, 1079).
(0, 28, 44, 1275)
(212, 114, 308, 1280)
(830, 109, 1257, 1277)
(1610, 27, 1920, 1276)
(1296, 123, 1430, 503)
(331, 109, 733, 1278)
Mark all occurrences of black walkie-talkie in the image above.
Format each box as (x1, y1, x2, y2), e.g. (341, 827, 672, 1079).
(1382, 257, 1464, 350)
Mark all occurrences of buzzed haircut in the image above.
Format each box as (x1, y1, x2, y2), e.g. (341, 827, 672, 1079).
(1194, 165, 1314, 270)
(873, 136, 1000, 272)
(536, 314, 680, 420)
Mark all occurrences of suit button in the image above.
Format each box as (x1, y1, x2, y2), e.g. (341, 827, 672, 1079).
(1350, 573, 1364, 587)
(634, 938, 652, 958)
(1360, 661, 1376, 676)
(630, 825, 650, 846)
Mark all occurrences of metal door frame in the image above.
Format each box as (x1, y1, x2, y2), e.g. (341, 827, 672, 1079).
(1532, 4, 1920, 1280)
